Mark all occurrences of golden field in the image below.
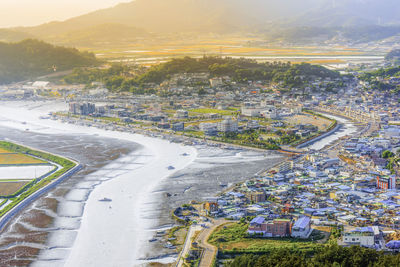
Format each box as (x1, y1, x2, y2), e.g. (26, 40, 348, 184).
(0, 148, 11, 153)
(0, 153, 46, 165)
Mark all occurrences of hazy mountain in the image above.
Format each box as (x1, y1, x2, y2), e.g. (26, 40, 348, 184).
(4, 0, 400, 44)
(44, 23, 149, 46)
(12, 0, 333, 36)
(0, 29, 33, 42)
(293, 0, 400, 27)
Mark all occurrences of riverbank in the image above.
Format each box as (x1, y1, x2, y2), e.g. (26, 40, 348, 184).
(0, 101, 197, 266)
(0, 141, 80, 231)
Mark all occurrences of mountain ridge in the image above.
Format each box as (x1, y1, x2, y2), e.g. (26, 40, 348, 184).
(3, 0, 400, 44)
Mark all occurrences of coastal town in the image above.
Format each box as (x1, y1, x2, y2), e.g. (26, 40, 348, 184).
(1, 53, 400, 266)
(3, 1, 400, 266)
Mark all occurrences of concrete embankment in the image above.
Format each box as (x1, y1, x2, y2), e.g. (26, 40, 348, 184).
(297, 123, 341, 149)
(0, 162, 82, 231)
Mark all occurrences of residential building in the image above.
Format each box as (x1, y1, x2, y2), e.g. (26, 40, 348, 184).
(175, 110, 189, 119)
(248, 217, 292, 237)
(199, 122, 218, 136)
(218, 117, 238, 133)
(203, 202, 219, 216)
(291, 216, 312, 238)
(377, 175, 396, 190)
(342, 227, 376, 247)
(248, 191, 266, 203)
(172, 122, 185, 131)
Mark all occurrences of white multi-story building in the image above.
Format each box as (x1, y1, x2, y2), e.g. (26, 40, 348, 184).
(291, 216, 312, 238)
(199, 122, 218, 136)
(261, 106, 279, 119)
(218, 117, 238, 133)
(342, 227, 378, 247)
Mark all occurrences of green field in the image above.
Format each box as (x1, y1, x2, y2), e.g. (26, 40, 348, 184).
(209, 222, 323, 254)
(189, 108, 238, 116)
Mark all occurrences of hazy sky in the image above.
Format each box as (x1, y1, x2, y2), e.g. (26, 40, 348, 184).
(0, 0, 131, 28)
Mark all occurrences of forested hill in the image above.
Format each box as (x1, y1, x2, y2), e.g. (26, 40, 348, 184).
(63, 57, 340, 94)
(0, 39, 98, 84)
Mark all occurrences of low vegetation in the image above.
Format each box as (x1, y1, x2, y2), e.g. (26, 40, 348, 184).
(228, 244, 400, 267)
(208, 222, 320, 255)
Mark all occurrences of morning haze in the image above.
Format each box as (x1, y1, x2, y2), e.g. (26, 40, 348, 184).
(0, 0, 130, 27)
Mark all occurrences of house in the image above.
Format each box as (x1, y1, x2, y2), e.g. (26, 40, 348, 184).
(342, 227, 376, 247)
(203, 202, 219, 215)
(248, 217, 292, 237)
(291, 216, 312, 238)
(248, 191, 266, 203)
(175, 110, 188, 119)
(172, 122, 185, 131)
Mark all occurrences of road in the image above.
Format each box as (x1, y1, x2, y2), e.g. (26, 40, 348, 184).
(176, 224, 202, 267)
(195, 219, 227, 267)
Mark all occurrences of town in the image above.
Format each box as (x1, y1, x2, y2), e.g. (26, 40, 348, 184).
(1, 54, 400, 266)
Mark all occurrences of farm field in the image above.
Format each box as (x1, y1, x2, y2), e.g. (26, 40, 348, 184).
(88, 36, 384, 67)
(0, 182, 29, 196)
(0, 153, 46, 165)
(0, 148, 11, 153)
(0, 165, 55, 179)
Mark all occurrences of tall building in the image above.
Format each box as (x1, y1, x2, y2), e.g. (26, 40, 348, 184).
(69, 102, 96, 115)
(200, 122, 218, 136)
(218, 117, 238, 133)
(377, 175, 396, 190)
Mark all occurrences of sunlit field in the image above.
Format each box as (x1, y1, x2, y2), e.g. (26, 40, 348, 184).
(87, 36, 384, 67)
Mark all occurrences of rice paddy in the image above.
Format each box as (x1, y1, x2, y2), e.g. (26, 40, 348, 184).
(0, 182, 29, 196)
(0, 146, 50, 197)
(0, 153, 46, 165)
(88, 35, 383, 68)
(0, 148, 11, 153)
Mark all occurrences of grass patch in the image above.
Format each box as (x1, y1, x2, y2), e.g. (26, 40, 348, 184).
(189, 108, 236, 116)
(209, 223, 322, 254)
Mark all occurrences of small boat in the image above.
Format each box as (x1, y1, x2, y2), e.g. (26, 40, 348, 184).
(148, 238, 158, 243)
(98, 197, 112, 202)
(181, 153, 189, 156)
(167, 166, 175, 170)
(164, 242, 176, 249)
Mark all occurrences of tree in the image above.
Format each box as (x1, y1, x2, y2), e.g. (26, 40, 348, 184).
(382, 150, 395, 159)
